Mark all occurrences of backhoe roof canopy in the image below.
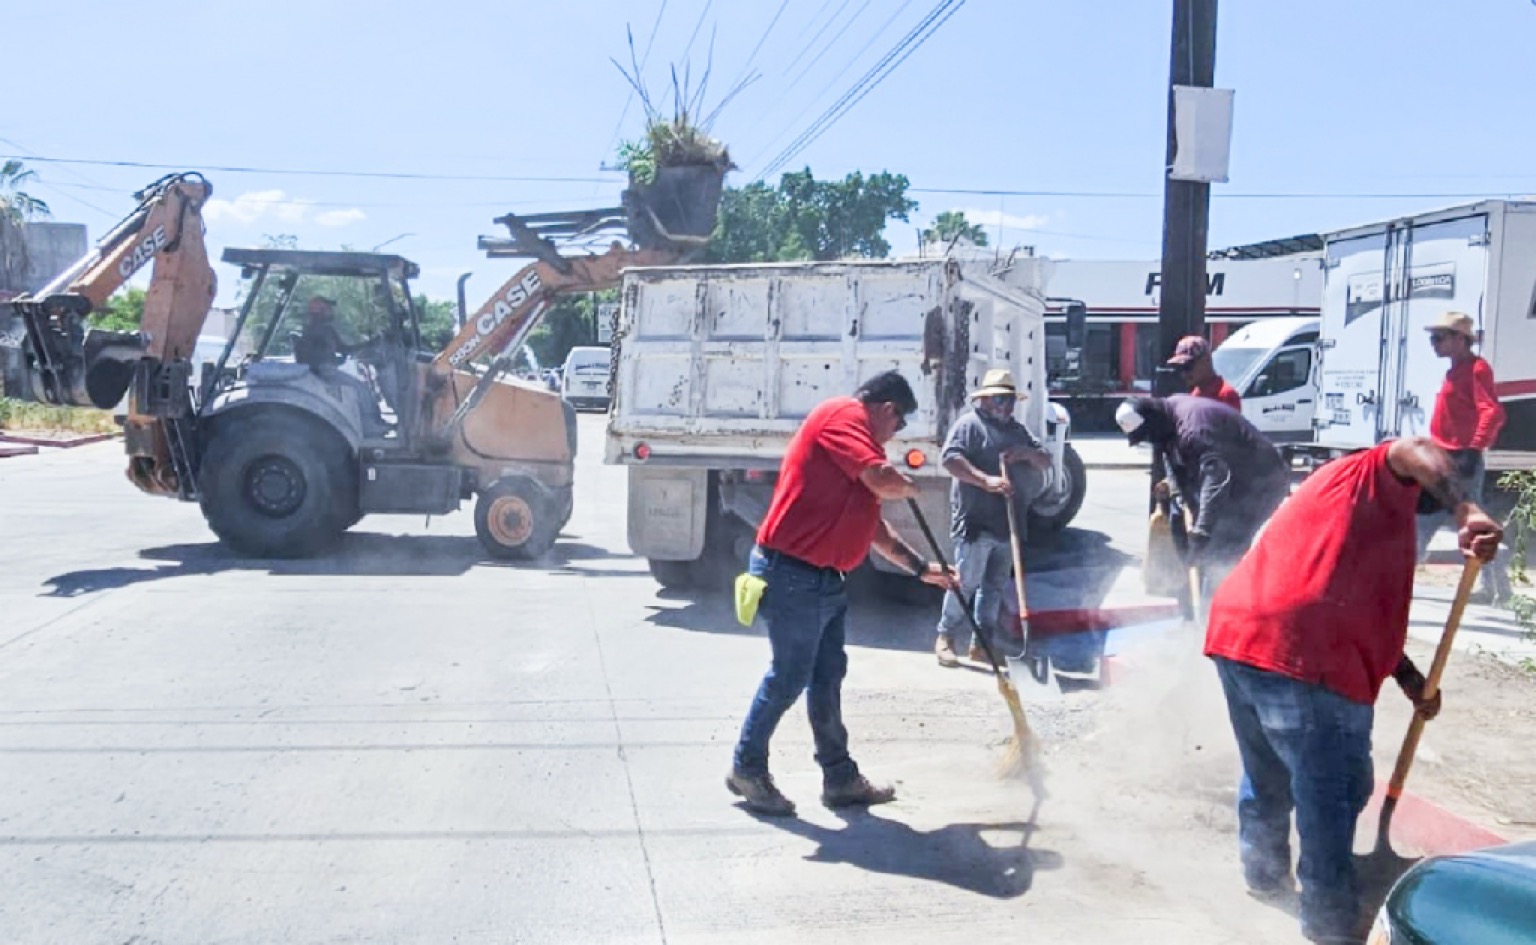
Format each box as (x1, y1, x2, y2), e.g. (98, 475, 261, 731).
(221, 248, 421, 280)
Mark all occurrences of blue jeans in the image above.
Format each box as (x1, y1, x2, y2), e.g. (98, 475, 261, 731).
(732, 547, 858, 786)
(1213, 658, 1374, 941)
(937, 532, 1012, 649)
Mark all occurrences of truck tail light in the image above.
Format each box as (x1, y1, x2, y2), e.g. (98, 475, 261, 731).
(904, 449, 926, 469)
(634, 442, 651, 461)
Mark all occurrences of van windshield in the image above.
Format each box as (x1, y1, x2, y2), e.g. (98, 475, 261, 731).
(1211, 346, 1265, 386)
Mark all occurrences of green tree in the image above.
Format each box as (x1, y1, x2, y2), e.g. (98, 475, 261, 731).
(0, 160, 52, 292)
(0, 160, 50, 222)
(924, 210, 988, 248)
(91, 286, 146, 332)
(706, 168, 917, 263)
(526, 290, 617, 369)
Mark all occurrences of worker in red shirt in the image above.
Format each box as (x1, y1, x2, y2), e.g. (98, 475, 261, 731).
(1204, 437, 1502, 943)
(1168, 335, 1242, 411)
(728, 370, 956, 817)
(1417, 310, 1511, 604)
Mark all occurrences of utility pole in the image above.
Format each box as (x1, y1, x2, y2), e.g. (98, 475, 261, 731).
(1154, 0, 1218, 395)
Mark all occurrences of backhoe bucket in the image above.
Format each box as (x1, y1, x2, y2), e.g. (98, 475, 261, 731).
(624, 164, 727, 251)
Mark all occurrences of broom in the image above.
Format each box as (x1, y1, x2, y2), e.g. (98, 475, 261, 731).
(907, 498, 1045, 791)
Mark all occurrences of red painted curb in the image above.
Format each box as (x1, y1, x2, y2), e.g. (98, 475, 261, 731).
(1005, 602, 1183, 640)
(0, 431, 119, 448)
(1360, 784, 1507, 857)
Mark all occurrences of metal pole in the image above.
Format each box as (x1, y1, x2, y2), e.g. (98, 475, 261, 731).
(1154, 0, 1218, 396)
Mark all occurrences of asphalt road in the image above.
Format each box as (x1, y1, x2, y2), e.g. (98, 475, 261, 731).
(0, 414, 1307, 944)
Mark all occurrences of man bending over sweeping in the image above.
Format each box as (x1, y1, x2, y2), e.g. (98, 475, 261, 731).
(1203, 437, 1501, 943)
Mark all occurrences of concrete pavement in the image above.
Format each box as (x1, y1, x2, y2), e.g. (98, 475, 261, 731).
(0, 423, 1346, 943)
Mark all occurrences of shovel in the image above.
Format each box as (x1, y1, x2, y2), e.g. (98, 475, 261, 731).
(1001, 462, 1062, 700)
(906, 498, 1045, 788)
(1355, 557, 1482, 906)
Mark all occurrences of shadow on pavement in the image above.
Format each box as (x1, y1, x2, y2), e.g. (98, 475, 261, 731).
(642, 525, 1132, 655)
(758, 807, 1062, 899)
(39, 532, 629, 597)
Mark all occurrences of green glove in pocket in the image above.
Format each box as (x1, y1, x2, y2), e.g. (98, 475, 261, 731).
(734, 573, 767, 627)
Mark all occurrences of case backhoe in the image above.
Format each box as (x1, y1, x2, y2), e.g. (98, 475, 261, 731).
(5, 168, 723, 559)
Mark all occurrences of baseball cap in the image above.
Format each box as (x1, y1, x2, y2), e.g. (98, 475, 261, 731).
(1166, 335, 1211, 366)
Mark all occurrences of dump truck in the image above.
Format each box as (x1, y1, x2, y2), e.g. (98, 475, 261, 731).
(603, 254, 1088, 588)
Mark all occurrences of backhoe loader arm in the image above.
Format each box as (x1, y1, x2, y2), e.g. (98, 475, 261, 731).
(10, 173, 214, 408)
(433, 243, 675, 373)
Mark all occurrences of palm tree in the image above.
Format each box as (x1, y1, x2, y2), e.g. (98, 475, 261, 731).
(0, 160, 51, 294)
(923, 210, 988, 248)
(0, 160, 50, 222)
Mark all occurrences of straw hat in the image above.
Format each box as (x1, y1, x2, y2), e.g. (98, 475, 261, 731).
(970, 369, 1021, 399)
(1425, 311, 1475, 338)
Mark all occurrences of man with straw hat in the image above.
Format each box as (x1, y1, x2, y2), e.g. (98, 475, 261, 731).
(934, 368, 1052, 667)
(1417, 310, 1511, 604)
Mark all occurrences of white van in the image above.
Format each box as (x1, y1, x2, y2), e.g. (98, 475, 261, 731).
(561, 346, 611, 411)
(1210, 316, 1319, 442)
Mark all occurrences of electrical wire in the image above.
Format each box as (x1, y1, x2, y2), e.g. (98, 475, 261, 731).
(0, 154, 619, 185)
(756, 0, 964, 181)
(778, 0, 851, 79)
(732, 0, 793, 87)
(679, 0, 714, 64)
(781, 0, 875, 97)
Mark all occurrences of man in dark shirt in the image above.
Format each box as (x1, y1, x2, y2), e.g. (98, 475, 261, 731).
(1169, 335, 1242, 411)
(1117, 395, 1289, 598)
(294, 296, 388, 436)
(934, 369, 1051, 666)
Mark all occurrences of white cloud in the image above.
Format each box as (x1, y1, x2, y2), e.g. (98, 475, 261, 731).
(202, 189, 361, 227)
(315, 208, 367, 227)
(956, 208, 1050, 232)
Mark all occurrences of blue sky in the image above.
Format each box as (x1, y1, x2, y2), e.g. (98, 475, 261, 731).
(7, 0, 1536, 307)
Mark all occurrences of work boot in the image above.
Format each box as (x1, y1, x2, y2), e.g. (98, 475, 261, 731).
(822, 775, 897, 809)
(967, 642, 992, 665)
(725, 770, 796, 817)
(935, 634, 959, 667)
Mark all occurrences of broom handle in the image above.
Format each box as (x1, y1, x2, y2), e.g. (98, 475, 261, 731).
(906, 498, 1008, 678)
(1384, 558, 1481, 801)
(1001, 463, 1030, 641)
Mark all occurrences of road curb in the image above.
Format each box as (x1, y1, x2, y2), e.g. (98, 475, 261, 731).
(0, 431, 119, 448)
(1361, 783, 1507, 857)
(0, 443, 40, 459)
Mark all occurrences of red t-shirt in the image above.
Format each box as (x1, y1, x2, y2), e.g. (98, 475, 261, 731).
(757, 397, 886, 572)
(1192, 376, 1242, 412)
(1430, 356, 1505, 450)
(1204, 442, 1419, 704)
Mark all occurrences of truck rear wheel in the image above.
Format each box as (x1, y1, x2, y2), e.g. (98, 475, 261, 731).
(647, 558, 700, 589)
(198, 412, 356, 558)
(476, 477, 558, 560)
(1028, 443, 1087, 535)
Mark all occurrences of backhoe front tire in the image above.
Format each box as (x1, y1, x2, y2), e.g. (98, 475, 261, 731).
(476, 477, 559, 560)
(198, 412, 356, 558)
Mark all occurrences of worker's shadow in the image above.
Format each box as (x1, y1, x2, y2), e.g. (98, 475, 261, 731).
(759, 808, 1063, 899)
(39, 533, 628, 597)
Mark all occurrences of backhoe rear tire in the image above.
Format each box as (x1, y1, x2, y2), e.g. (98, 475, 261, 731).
(476, 477, 559, 560)
(198, 412, 356, 558)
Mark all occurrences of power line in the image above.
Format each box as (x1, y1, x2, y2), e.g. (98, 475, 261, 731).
(911, 186, 1536, 199)
(756, 0, 964, 181)
(733, 0, 793, 86)
(0, 155, 619, 185)
(778, 0, 851, 79)
(781, 0, 876, 96)
(743, 0, 909, 171)
(679, 0, 714, 64)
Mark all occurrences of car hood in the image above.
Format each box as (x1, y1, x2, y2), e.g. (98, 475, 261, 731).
(1387, 842, 1536, 945)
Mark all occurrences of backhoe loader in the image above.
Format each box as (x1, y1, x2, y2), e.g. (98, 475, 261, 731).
(5, 169, 723, 559)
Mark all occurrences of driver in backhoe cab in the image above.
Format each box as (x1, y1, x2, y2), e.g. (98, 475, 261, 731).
(294, 295, 389, 436)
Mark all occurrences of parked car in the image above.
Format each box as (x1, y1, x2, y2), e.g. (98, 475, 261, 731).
(562, 346, 611, 410)
(1210, 315, 1319, 443)
(1367, 841, 1536, 944)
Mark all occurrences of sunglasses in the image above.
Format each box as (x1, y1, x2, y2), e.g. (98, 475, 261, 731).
(888, 402, 912, 432)
(1428, 331, 1457, 343)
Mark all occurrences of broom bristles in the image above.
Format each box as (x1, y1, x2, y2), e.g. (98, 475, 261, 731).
(995, 675, 1047, 795)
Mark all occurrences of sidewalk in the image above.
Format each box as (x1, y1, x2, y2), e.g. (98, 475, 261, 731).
(1071, 433, 1150, 470)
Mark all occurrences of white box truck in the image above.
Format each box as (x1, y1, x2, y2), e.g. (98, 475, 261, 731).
(603, 256, 1087, 588)
(1292, 200, 1536, 472)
